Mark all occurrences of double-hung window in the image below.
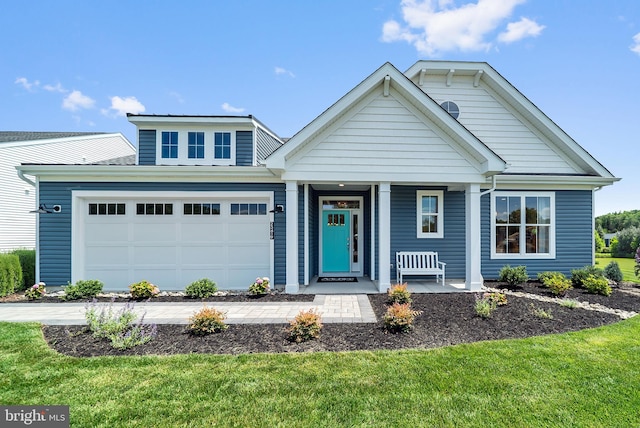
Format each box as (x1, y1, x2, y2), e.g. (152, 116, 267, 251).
(491, 192, 555, 258)
(214, 132, 231, 160)
(161, 131, 178, 159)
(416, 190, 443, 238)
(187, 132, 205, 159)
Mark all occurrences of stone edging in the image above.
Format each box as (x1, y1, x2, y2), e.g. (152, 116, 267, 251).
(482, 287, 638, 320)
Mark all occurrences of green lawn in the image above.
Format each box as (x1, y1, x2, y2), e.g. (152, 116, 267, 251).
(1, 319, 640, 427)
(595, 256, 640, 283)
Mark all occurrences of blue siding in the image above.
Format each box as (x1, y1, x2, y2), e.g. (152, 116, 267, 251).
(137, 130, 156, 165)
(481, 190, 593, 279)
(38, 182, 286, 287)
(236, 131, 253, 166)
(390, 186, 466, 279)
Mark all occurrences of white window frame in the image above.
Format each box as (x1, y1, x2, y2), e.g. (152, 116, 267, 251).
(212, 131, 235, 165)
(490, 191, 556, 259)
(416, 190, 444, 239)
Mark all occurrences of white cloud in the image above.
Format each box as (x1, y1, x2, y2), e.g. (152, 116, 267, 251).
(106, 96, 146, 116)
(15, 77, 40, 91)
(498, 17, 545, 43)
(62, 90, 95, 111)
(631, 32, 640, 55)
(382, 0, 542, 56)
(275, 66, 296, 78)
(221, 102, 245, 113)
(43, 82, 67, 93)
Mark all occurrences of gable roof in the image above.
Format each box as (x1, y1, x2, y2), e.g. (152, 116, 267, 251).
(404, 61, 616, 180)
(267, 62, 506, 183)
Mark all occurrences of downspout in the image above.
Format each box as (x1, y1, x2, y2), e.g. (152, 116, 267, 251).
(480, 175, 497, 196)
(17, 169, 36, 187)
(592, 186, 604, 265)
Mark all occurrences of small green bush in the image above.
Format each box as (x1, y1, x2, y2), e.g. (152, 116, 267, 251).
(0, 253, 23, 297)
(537, 271, 563, 284)
(559, 299, 579, 309)
(85, 300, 157, 349)
(129, 280, 160, 299)
(387, 283, 412, 304)
(530, 303, 553, 319)
(10, 249, 35, 291)
(603, 261, 623, 283)
(571, 265, 605, 287)
(185, 278, 218, 298)
(483, 292, 507, 306)
(583, 274, 612, 296)
(383, 303, 422, 333)
(540, 272, 573, 296)
(61, 279, 104, 301)
(498, 265, 529, 287)
(475, 296, 496, 318)
(187, 306, 228, 335)
(288, 309, 323, 343)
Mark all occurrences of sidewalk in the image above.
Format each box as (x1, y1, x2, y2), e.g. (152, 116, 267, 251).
(0, 295, 377, 325)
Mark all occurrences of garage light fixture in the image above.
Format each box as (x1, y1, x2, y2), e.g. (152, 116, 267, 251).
(29, 204, 61, 214)
(269, 205, 284, 214)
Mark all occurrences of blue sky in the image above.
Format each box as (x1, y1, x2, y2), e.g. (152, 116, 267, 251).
(2, 0, 639, 216)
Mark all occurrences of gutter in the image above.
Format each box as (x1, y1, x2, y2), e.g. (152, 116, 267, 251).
(480, 175, 497, 196)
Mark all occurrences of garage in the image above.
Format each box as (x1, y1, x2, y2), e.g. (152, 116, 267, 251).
(73, 192, 273, 291)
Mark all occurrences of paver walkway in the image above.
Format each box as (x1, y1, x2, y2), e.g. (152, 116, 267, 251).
(0, 295, 377, 325)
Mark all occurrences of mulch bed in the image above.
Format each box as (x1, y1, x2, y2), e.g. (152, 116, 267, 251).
(39, 283, 640, 357)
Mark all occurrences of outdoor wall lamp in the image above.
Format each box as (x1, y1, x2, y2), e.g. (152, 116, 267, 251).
(269, 205, 284, 214)
(30, 204, 61, 214)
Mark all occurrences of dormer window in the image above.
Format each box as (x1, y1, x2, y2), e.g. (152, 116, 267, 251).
(188, 132, 205, 159)
(161, 131, 178, 158)
(440, 101, 459, 119)
(214, 132, 231, 160)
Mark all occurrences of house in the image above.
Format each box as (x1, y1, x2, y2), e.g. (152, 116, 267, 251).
(1, 132, 136, 252)
(16, 61, 618, 293)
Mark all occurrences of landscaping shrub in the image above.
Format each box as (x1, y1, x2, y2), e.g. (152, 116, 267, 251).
(185, 278, 218, 298)
(383, 303, 422, 333)
(537, 271, 563, 284)
(85, 299, 157, 349)
(583, 274, 612, 296)
(10, 249, 35, 291)
(248, 277, 270, 295)
(484, 292, 507, 306)
(387, 283, 412, 304)
(61, 279, 104, 301)
(540, 272, 573, 296)
(571, 265, 605, 288)
(288, 309, 323, 343)
(129, 280, 160, 299)
(530, 303, 553, 319)
(25, 282, 46, 300)
(474, 295, 496, 318)
(187, 306, 228, 335)
(603, 261, 623, 283)
(0, 253, 22, 297)
(498, 265, 529, 287)
(559, 299, 579, 309)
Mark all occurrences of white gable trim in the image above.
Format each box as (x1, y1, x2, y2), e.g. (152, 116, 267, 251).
(267, 63, 505, 177)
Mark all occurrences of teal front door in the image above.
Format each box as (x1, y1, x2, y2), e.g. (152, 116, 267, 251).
(322, 210, 350, 273)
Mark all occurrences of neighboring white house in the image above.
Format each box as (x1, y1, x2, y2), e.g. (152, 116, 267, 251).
(1, 132, 135, 252)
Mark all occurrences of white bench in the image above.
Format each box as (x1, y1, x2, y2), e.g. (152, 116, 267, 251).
(396, 251, 446, 286)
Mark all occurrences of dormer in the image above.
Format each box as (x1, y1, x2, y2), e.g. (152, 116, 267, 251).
(127, 114, 283, 166)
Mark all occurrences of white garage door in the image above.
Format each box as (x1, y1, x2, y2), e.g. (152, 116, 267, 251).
(79, 196, 272, 291)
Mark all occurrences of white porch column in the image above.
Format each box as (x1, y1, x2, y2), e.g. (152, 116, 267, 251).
(378, 182, 391, 292)
(285, 181, 299, 293)
(465, 183, 483, 291)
